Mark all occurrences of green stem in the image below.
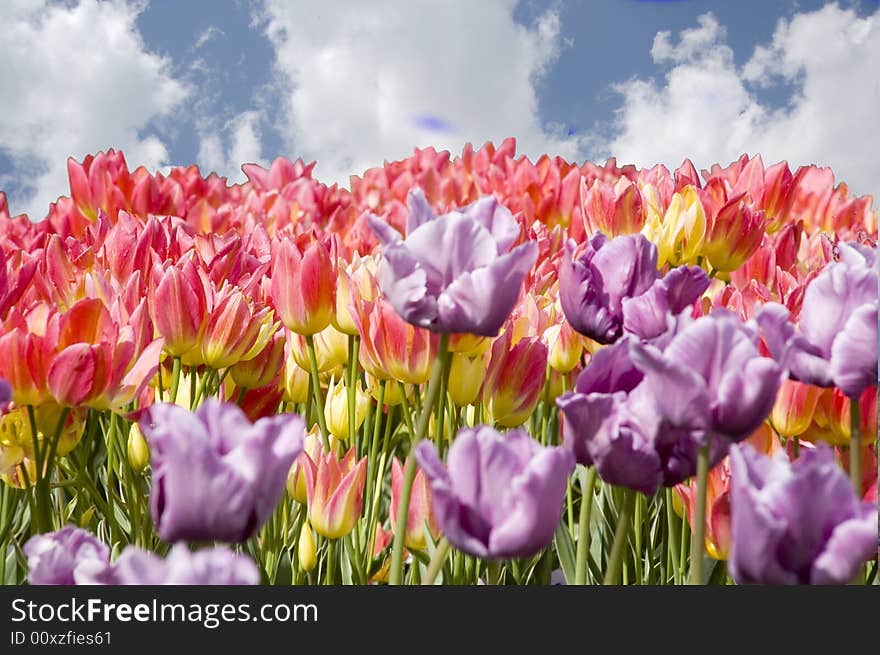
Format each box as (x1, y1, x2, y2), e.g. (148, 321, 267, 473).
(168, 357, 182, 405)
(363, 382, 386, 532)
(305, 335, 331, 451)
(487, 560, 502, 585)
(634, 492, 643, 585)
(422, 538, 451, 585)
(688, 442, 711, 585)
(323, 538, 336, 585)
(603, 489, 636, 585)
(850, 400, 861, 493)
(388, 334, 451, 585)
(574, 467, 597, 585)
(665, 489, 681, 584)
(366, 402, 395, 569)
(397, 382, 416, 440)
(347, 335, 359, 444)
(34, 407, 71, 534)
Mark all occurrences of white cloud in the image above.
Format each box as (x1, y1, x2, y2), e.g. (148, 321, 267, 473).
(257, 0, 582, 186)
(605, 3, 880, 199)
(193, 25, 225, 51)
(197, 111, 266, 182)
(0, 0, 188, 219)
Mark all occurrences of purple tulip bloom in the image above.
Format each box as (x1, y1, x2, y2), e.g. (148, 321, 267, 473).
(109, 545, 260, 585)
(622, 266, 710, 341)
(140, 400, 304, 543)
(556, 337, 725, 493)
(367, 188, 537, 337)
(729, 443, 878, 584)
(24, 526, 113, 585)
(629, 310, 785, 442)
(0, 377, 10, 405)
(756, 241, 878, 399)
(415, 426, 574, 559)
(559, 234, 708, 344)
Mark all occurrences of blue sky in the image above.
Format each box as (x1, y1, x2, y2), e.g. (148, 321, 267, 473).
(2, 0, 879, 218)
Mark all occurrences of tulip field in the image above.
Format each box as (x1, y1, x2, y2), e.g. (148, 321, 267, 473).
(0, 140, 877, 586)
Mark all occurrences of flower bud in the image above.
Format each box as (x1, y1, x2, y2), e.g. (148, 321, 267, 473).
(127, 422, 150, 473)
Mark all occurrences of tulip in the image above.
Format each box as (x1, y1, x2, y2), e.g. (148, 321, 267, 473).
(286, 324, 349, 373)
(270, 235, 336, 336)
(140, 400, 304, 543)
(805, 386, 878, 447)
(126, 422, 150, 473)
(621, 265, 709, 342)
(305, 446, 367, 539)
(41, 298, 164, 411)
(729, 443, 878, 584)
(701, 195, 766, 272)
(0, 328, 50, 406)
(153, 257, 207, 361)
(298, 521, 318, 573)
(415, 426, 574, 559)
(23, 526, 113, 585)
(352, 295, 437, 384)
(333, 253, 378, 335)
(323, 376, 369, 441)
(447, 350, 489, 406)
(107, 544, 260, 585)
(544, 321, 583, 373)
(657, 186, 706, 267)
(580, 177, 646, 237)
(482, 329, 548, 428)
(201, 284, 275, 370)
(390, 457, 438, 551)
(756, 242, 877, 399)
(367, 188, 537, 337)
(557, 339, 662, 493)
(0, 404, 86, 461)
(281, 358, 311, 405)
(230, 328, 285, 390)
(630, 310, 785, 443)
(770, 380, 820, 438)
(558, 233, 658, 344)
(286, 429, 325, 505)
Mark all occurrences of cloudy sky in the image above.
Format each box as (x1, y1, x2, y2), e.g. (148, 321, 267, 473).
(1, 0, 878, 219)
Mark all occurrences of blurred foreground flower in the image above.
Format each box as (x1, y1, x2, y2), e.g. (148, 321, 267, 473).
(416, 426, 573, 559)
(729, 443, 877, 584)
(140, 400, 304, 543)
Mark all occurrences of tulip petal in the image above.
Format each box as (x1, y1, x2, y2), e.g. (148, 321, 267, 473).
(830, 304, 878, 399)
(436, 242, 537, 336)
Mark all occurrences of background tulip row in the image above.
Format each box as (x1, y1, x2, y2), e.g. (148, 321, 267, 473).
(0, 139, 877, 586)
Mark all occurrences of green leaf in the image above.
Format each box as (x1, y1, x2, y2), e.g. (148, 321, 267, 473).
(554, 521, 576, 585)
(275, 550, 293, 586)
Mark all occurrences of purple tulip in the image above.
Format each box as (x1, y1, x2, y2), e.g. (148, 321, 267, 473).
(415, 426, 574, 559)
(756, 241, 878, 399)
(559, 234, 708, 344)
(556, 339, 660, 493)
(24, 526, 113, 585)
(367, 189, 538, 337)
(629, 310, 784, 442)
(0, 377, 10, 405)
(109, 545, 260, 585)
(140, 399, 304, 543)
(622, 265, 710, 341)
(556, 337, 725, 493)
(729, 443, 878, 584)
